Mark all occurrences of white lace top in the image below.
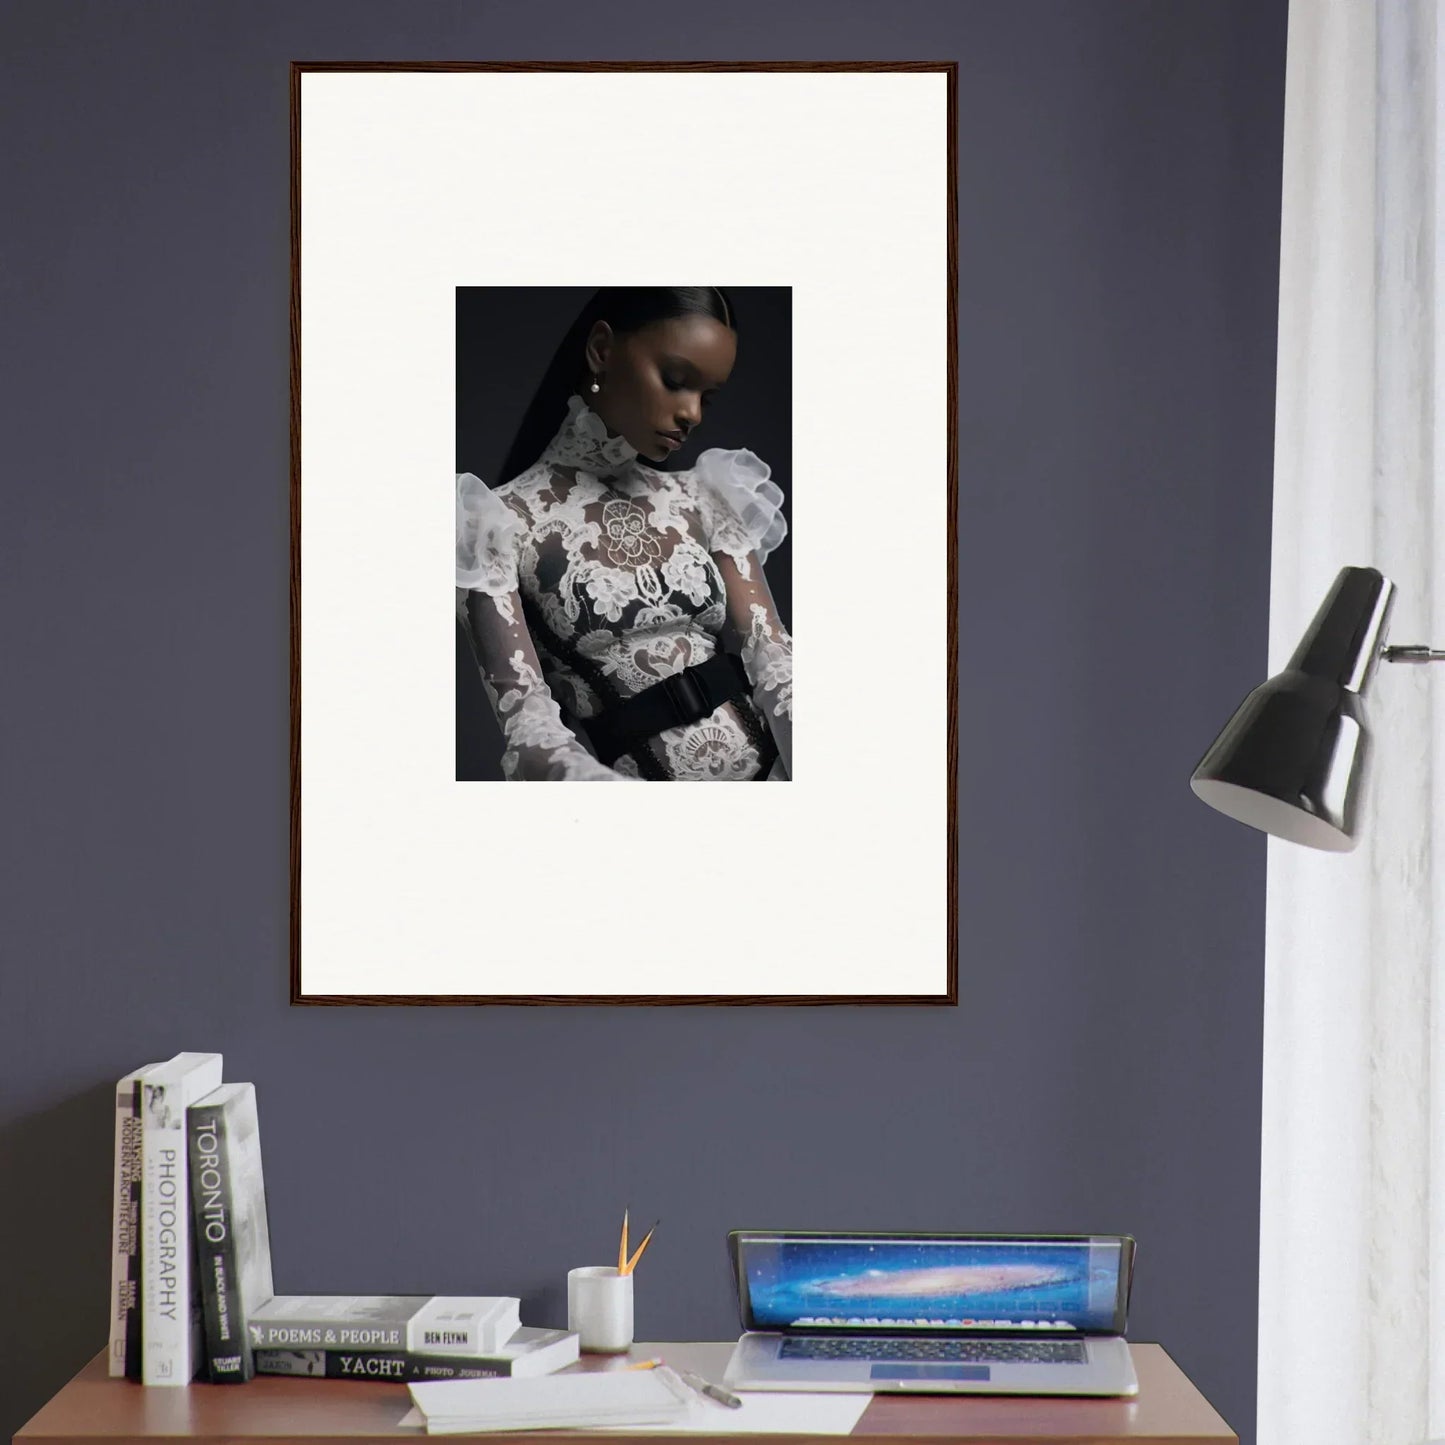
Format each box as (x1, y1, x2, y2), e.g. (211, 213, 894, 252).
(456, 394, 794, 781)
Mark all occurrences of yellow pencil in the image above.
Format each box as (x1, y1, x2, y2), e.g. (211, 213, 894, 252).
(622, 1220, 659, 1275)
(618, 1208, 629, 1273)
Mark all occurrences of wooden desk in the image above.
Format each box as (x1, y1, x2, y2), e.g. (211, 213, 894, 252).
(15, 1343, 1236, 1445)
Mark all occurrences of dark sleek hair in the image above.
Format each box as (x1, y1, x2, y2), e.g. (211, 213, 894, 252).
(497, 286, 738, 486)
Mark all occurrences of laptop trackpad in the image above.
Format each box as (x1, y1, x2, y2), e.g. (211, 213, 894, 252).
(871, 1365, 990, 1382)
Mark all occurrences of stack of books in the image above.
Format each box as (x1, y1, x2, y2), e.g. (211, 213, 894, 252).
(249, 1304, 577, 1383)
(109, 1052, 579, 1387)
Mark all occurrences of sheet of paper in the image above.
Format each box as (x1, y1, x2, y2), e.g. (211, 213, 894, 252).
(405, 1368, 695, 1433)
(595, 1390, 872, 1434)
(403, 1392, 871, 1434)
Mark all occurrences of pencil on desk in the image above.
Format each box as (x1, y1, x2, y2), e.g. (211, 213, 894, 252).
(677, 1367, 744, 1410)
(618, 1208, 629, 1274)
(622, 1220, 658, 1275)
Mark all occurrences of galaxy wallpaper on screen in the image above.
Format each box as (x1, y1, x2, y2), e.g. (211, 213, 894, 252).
(742, 1238, 1124, 1331)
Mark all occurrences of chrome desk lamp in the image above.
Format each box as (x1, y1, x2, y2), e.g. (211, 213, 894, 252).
(1190, 565, 1444, 851)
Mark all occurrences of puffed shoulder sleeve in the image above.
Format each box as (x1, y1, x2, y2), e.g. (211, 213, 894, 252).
(691, 448, 793, 779)
(691, 448, 787, 577)
(456, 472, 525, 594)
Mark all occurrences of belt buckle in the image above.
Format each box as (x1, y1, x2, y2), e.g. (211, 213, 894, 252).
(662, 667, 709, 722)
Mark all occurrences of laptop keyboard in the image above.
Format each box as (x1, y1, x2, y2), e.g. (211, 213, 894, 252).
(779, 1336, 1088, 1365)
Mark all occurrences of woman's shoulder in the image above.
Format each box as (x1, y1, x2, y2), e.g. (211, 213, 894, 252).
(457, 466, 544, 523)
(456, 471, 529, 592)
(677, 445, 787, 563)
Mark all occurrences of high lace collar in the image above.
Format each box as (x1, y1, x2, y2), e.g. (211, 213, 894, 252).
(538, 393, 642, 480)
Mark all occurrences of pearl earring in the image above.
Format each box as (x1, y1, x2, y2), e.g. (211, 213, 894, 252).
(589, 373, 601, 394)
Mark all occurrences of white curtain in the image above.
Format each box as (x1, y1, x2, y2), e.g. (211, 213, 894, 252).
(1261, 3, 1445, 1445)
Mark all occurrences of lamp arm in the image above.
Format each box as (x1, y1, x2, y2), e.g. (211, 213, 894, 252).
(1382, 645, 1445, 663)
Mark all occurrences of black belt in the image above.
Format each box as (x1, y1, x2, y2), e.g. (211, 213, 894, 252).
(586, 651, 751, 767)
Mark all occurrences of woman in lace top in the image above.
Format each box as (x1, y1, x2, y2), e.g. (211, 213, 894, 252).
(456, 287, 793, 781)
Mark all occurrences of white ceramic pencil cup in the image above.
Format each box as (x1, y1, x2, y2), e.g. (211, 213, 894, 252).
(567, 1265, 634, 1353)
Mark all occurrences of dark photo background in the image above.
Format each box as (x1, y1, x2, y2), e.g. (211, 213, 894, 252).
(455, 286, 794, 781)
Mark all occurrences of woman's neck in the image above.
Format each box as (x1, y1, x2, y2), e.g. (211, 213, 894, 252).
(538, 393, 640, 479)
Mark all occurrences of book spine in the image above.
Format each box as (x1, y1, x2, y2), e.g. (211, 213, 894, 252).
(189, 1100, 251, 1382)
(141, 1088, 195, 1384)
(125, 1079, 148, 1380)
(248, 1320, 408, 1350)
(108, 1080, 144, 1378)
(254, 1349, 519, 1382)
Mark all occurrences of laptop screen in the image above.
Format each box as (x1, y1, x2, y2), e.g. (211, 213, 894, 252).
(730, 1232, 1134, 1335)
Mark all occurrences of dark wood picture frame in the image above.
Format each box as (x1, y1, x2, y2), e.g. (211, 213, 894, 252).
(290, 60, 958, 1006)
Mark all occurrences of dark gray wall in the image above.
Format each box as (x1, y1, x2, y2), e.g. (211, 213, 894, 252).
(0, 3, 1284, 1443)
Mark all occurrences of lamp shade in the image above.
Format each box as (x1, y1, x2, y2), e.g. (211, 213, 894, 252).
(1189, 566, 1395, 851)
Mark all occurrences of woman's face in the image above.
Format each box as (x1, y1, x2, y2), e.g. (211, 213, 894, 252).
(584, 313, 737, 463)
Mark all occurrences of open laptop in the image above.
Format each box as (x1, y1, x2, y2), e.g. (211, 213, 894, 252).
(723, 1230, 1138, 1397)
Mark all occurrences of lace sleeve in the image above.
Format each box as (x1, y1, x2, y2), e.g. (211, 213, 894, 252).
(715, 552, 793, 779)
(690, 451, 793, 778)
(690, 447, 787, 574)
(455, 473, 630, 782)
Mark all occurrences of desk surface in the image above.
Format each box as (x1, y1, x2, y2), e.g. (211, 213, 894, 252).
(15, 1344, 1236, 1445)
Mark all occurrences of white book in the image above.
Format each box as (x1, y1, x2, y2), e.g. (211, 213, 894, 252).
(140, 1051, 223, 1386)
(248, 1295, 521, 1355)
(108, 1062, 161, 1377)
(408, 1365, 693, 1433)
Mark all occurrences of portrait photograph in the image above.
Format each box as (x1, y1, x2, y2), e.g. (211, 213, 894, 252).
(455, 286, 794, 783)
(292, 63, 955, 1002)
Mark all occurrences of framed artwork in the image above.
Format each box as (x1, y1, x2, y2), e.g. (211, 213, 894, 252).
(291, 61, 958, 1005)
